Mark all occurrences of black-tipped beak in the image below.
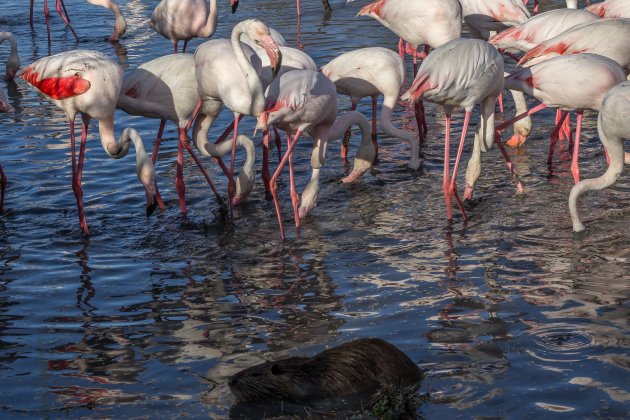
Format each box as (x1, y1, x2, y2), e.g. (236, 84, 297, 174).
(146, 196, 157, 217)
(231, 0, 239, 14)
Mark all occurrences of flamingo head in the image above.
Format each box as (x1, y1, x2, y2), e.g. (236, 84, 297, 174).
(245, 20, 282, 77)
(0, 91, 13, 113)
(109, 14, 127, 42)
(231, 0, 239, 14)
(4, 52, 20, 81)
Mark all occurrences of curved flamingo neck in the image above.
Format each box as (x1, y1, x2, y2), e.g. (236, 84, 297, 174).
(379, 96, 420, 168)
(0, 32, 20, 79)
(199, 0, 219, 38)
(86, 0, 127, 41)
(231, 22, 265, 115)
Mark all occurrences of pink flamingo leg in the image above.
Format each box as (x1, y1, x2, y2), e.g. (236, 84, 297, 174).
(30, 0, 35, 26)
(341, 103, 357, 159)
(561, 113, 572, 143)
(413, 46, 419, 76)
(179, 127, 225, 206)
(495, 102, 547, 132)
(273, 127, 282, 161)
(44, 0, 51, 49)
(493, 132, 524, 194)
(287, 134, 301, 236)
(371, 97, 379, 159)
(151, 119, 167, 210)
(443, 114, 453, 220)
(414, 100, 427, 143)
(55, 0, 79, 42)
(175, 130, 186, 214)
(534, 0, 539, 14)
(297, 0, 301, 16)
(0, 164, 6, 212)
(182, 40, 188, 54)
(262, 129, 271, 196)
(571, 111, 583, 184)
(226, 116, 241, 219)
(548, 111, 569, 165)
(498, 93, 504, 113)
(71, 119, 89, 234)
(448, 112, 470, 222)
(270, 129, 303, 240)
(173, 42, 178, 54)
(398, 38, 405, 59)
(59, 0, 70, 22)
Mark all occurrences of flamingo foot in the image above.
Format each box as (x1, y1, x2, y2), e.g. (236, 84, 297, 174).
(506, 134, 528, 148)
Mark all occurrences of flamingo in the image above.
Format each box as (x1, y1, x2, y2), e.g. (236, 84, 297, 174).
(20, 50, 158, 235)
(257, 70, 376, 240)
(321, 47, 420, 169)
(150, 0, 236, 54)
(116, 53, 256, 214)
(402, 38, 523, 222)
(497, 53, 626, 186)
(586, 0, 630, 18)
(458, 0, 531, 41)
(569, 81, 630, 232)
(86, 0, 128, 42)
(518, 18, 630, 72)
(488, 8, 600, 54)
(193, 19, 282, 215)
(1, 32, 20, 81)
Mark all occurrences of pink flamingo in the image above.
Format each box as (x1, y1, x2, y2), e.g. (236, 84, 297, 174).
(21, 50, 158, 235)
(569, 81, 630, 232)
(489, 8, 600, 54)
(85, 0, 127, 42)
(353, 0, 462, 73)
(150, 0, 236, 54)
(459, 0, 531, 41)
(193, 19, 282, 215)
(586, 0, 630, 18)
(402, 38, 523, 222)
(116, 53, 256, 214)
(257, 70, 376, 240)
(518, 18, 630, 72)
(321, 47, 421, 169)
(499, 53, 626, 185)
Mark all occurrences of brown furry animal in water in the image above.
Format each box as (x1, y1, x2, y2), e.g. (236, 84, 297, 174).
(228, 338, 423, 403)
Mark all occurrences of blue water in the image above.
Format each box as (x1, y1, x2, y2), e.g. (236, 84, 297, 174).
(0, 0, 628, 418)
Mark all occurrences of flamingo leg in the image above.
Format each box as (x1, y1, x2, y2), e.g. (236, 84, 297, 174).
(44, 0, 51, 50)
(493, 131, 525, 194)
(341, 102, 357, 159)
(297, 0, 301, 16)
(413, 46, 418, 76)
(175, 129, 186, 214)
(59, 0, 70, 22)
(548, 111, 569, 165)
(227, 115, 241, 219)
(571, 111, 583, 184)
(498, 93, 504, 113)
(179, 127, 225, 206)
(182, 40, 188, 54)
(495, 102, 547, 133)
(371, 96, 379, 160)
(152, 119, 166, 210)
(447, 112, 470, 222)
(414, 100, 427, 143)
(55, 0, 79, 42)
(561, 112, 572, 143)
(273, 127, 282, 161)
(71, 119, 89, 234)
(443, 114, 453, 220)
(0, 163, 6, 213)
(30, 0, 35, 26)
(287, 133, 300, 236)
(398, 38, 405, 59)
(173, 42, 178, 54)
(534, 0, 539, 14)
(262, 129, 271, 197)
(270, 129, 302, 240)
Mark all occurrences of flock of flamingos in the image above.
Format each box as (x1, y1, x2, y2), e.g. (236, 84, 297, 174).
(0, 0, 629, 239)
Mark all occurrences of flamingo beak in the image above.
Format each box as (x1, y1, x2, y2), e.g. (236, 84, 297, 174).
(231, 0, 239, 14)
(260, 35, 282, 78)
(146, 191, 157, 217)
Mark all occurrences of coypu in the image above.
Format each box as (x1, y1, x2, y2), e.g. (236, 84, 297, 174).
(228, 338, 423, 404)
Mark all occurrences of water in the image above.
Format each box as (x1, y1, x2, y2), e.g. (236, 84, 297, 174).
(0, 0, 629, 418)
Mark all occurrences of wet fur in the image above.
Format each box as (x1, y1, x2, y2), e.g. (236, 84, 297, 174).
(228, 338, 423, 403)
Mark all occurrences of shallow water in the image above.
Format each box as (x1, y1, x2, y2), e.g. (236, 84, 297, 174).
(0, 0, 629, 418)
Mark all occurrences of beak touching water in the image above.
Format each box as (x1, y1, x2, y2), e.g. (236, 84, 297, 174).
(231, 0, 239, 14)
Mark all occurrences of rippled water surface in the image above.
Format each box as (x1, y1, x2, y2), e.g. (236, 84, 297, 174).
(1, 0, 629, 418)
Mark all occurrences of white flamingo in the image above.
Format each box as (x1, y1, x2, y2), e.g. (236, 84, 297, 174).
(21, 50, 158, 235)
(322, 47, 420, 169)
(569, 81, 630, 232)
(116, 53, 256, 213)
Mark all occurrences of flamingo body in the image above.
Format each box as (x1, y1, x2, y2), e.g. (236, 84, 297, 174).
(489, 9, 600, 53)
(459, 0, 531, 40)
(586, 0, 630, 18)
(519, 18, 630, 72)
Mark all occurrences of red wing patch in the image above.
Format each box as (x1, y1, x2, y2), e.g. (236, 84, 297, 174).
(21, 69, 91, 100)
